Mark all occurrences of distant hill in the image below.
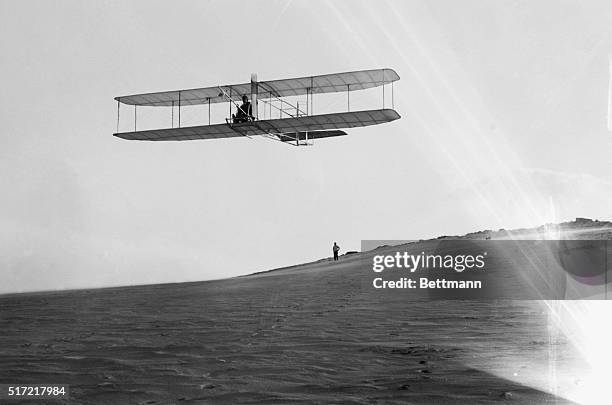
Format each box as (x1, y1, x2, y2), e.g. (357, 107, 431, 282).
(252, 218, 612, 278)
(462, 217, 612, 240)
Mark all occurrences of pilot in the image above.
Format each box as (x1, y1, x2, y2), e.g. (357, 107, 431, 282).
(233, 95, 253, 123)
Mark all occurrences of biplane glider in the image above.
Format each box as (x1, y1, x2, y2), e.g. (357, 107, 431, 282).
(113, 68, 400, 146)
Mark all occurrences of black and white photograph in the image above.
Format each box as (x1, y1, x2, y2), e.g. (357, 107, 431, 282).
(2, 1, 612, 404)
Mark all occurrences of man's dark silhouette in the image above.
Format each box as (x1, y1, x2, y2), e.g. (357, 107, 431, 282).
(333, 242, 340, 261)
(233, 95, 253, 123)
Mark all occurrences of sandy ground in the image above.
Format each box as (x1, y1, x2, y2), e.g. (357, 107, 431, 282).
(0, 242, 587, 404)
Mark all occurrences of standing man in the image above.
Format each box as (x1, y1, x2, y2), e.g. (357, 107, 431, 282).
(333, 242, 340, 261)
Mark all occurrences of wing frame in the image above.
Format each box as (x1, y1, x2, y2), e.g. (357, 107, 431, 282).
(114, 68, 400, 107)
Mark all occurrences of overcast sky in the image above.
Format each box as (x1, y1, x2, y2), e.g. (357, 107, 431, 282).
(2, 0, 612, 293)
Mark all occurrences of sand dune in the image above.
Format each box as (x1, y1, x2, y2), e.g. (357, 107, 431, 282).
(0, 238, 586, 404)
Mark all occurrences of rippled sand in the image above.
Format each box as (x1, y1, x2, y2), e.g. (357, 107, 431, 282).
(0, 249, 580, 404)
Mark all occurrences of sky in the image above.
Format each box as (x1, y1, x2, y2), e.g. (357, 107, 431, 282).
(2, 0, 612, 293)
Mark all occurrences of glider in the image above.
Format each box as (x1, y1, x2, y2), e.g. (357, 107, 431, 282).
(113, 68, 400, 146)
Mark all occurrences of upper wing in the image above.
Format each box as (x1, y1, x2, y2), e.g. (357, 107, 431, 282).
(115, 68, 399, 107)
(260, 68, 399, 97)
(116, 84, 251, 107)
(113, 109, 400, 141)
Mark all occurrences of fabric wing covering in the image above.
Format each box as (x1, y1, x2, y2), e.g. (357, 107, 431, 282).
(114, 109, 400, 141)
(115, 68, 400, 107)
